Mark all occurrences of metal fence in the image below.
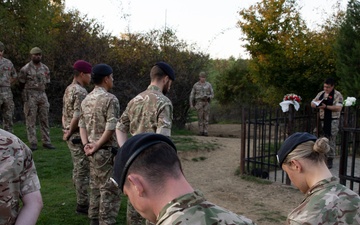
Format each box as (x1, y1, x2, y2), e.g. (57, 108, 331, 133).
(240, 105, 360, 193)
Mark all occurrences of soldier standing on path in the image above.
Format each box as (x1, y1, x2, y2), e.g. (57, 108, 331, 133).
(116, 61, 175, 225)
(190, 71, 214, 136)
(62, 60, 92, 215)
(79, 64, 121, 225)
(0, 41, 17, 133)
(310, 78, 343, 168)
(19, 47, 55, 151)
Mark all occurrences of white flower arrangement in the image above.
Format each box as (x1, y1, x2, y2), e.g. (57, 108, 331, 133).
(279, 93, 301, 112)
(343, 97, 356, 107)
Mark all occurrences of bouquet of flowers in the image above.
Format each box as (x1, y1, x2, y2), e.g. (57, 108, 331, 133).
(343, 97, 356, 107)
(283, 93, 302, 103)
(280, 93, 302, 112)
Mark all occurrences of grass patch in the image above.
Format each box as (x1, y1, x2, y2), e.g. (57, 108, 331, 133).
(12, 123, 127, 224)
(10, 123, 217, 224)
(172, 136, 218, 152)
(240, 175, 272, 185)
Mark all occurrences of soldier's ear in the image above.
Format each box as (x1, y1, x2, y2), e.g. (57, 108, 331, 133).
(127, 174, 145, 197)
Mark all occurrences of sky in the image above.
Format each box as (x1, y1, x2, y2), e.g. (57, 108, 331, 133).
(65, 0, 348, 59)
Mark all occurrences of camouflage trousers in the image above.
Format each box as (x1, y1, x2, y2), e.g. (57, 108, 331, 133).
(66, 134, 90, 206)
(321, 119, 339, 158)
(195, 100, 210, 133)
(23, 90, 51, 145)
(88, 148, 121, 225)
(0, 87, 14, 133)
(127, 201, 154, 225)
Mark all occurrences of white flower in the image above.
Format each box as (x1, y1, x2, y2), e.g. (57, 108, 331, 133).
(344, 97, 356, 106)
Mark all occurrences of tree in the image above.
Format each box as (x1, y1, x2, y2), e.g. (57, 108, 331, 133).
(237, 0, 341, 105)
(336, 0, 360, 98)
(214, 59, 260, 105)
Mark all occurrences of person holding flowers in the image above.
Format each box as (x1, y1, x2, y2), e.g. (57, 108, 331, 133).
(311, 78, 343, 169)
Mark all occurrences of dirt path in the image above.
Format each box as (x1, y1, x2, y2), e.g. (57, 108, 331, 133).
(179, 124, 304, 224)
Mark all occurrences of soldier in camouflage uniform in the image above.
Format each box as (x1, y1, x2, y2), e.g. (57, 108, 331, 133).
(0, 41, 17, 133)
(277, 132, 360, 225)
(19, 47, 55, 151)
(311, 78, 343, 168)
(189, 71, 214, 136)
(116, 61, 175, 225)
(111, 133, 257, 225)
(79, 64, 121, 225)
(62, 60, 92, 215)
(0, 129, 43, 225)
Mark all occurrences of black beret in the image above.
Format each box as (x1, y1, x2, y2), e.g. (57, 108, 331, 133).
(92, 63, 113, 78)
(277, 132, 317, 166)
(155, 61, 175, 81)
(112, 133, 177, 192)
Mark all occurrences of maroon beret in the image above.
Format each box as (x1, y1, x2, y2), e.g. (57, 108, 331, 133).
(73, 60, 92, 73)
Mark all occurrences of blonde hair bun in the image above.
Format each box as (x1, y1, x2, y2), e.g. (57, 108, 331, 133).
(313, 137, 330, 154)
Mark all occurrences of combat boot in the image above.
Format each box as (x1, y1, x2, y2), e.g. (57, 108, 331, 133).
(90, 219, 99, 225)
(30, 143, 38, 151)
(76, 204, 89, 215)
(43, 143, 56, 149)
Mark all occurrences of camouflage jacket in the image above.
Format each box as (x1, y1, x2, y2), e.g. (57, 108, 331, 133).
(0, 129, 41, 224)
(189, 81, 214, 105)
(156, 190, 257, 225)
(62, 80, 88, 132)
(0, 57, 17, 87)
(79, 86, 119, 146)
(286, 177, 360, 225)
(313, 90, 343, 119)
(19, 61, 50, 91)
(117, 85, 173, 137)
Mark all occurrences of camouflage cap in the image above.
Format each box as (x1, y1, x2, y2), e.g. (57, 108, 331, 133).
(277, 132, 317, 166)
(112, 133, 177, 192)
(0, 41, 4, 51)
(199, 71, 207, 78)
(30, 47, 42, 54)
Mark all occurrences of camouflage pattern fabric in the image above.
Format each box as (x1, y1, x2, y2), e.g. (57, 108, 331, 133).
(314, 90, 343, 120)
(117, 85, 173, 137)
(19, 61, 52, 145)
(19, 61, 50, 91)
(0, 57, 17, 133)
(0, 87, 15, 133)
(314, 89, 343, 158)
(63, 81, 89, 206)
(320, 120, 339, 158)
(117, 85, 173, 225)
(286, 177, 360, 225)
(157, 190, 256, 225)
(189, 81, 214, 134)
(79, 86, 119, 146)
(22, 90, 51, 145)
(0, 129, 41, 224)
(79, 86, 121, 224)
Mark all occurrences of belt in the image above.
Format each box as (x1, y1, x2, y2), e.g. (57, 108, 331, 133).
(320, 118, 339, 121)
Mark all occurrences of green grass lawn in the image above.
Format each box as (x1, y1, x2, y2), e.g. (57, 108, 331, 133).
(13, 124, 127, 224)
(11, 123, 215, 224)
